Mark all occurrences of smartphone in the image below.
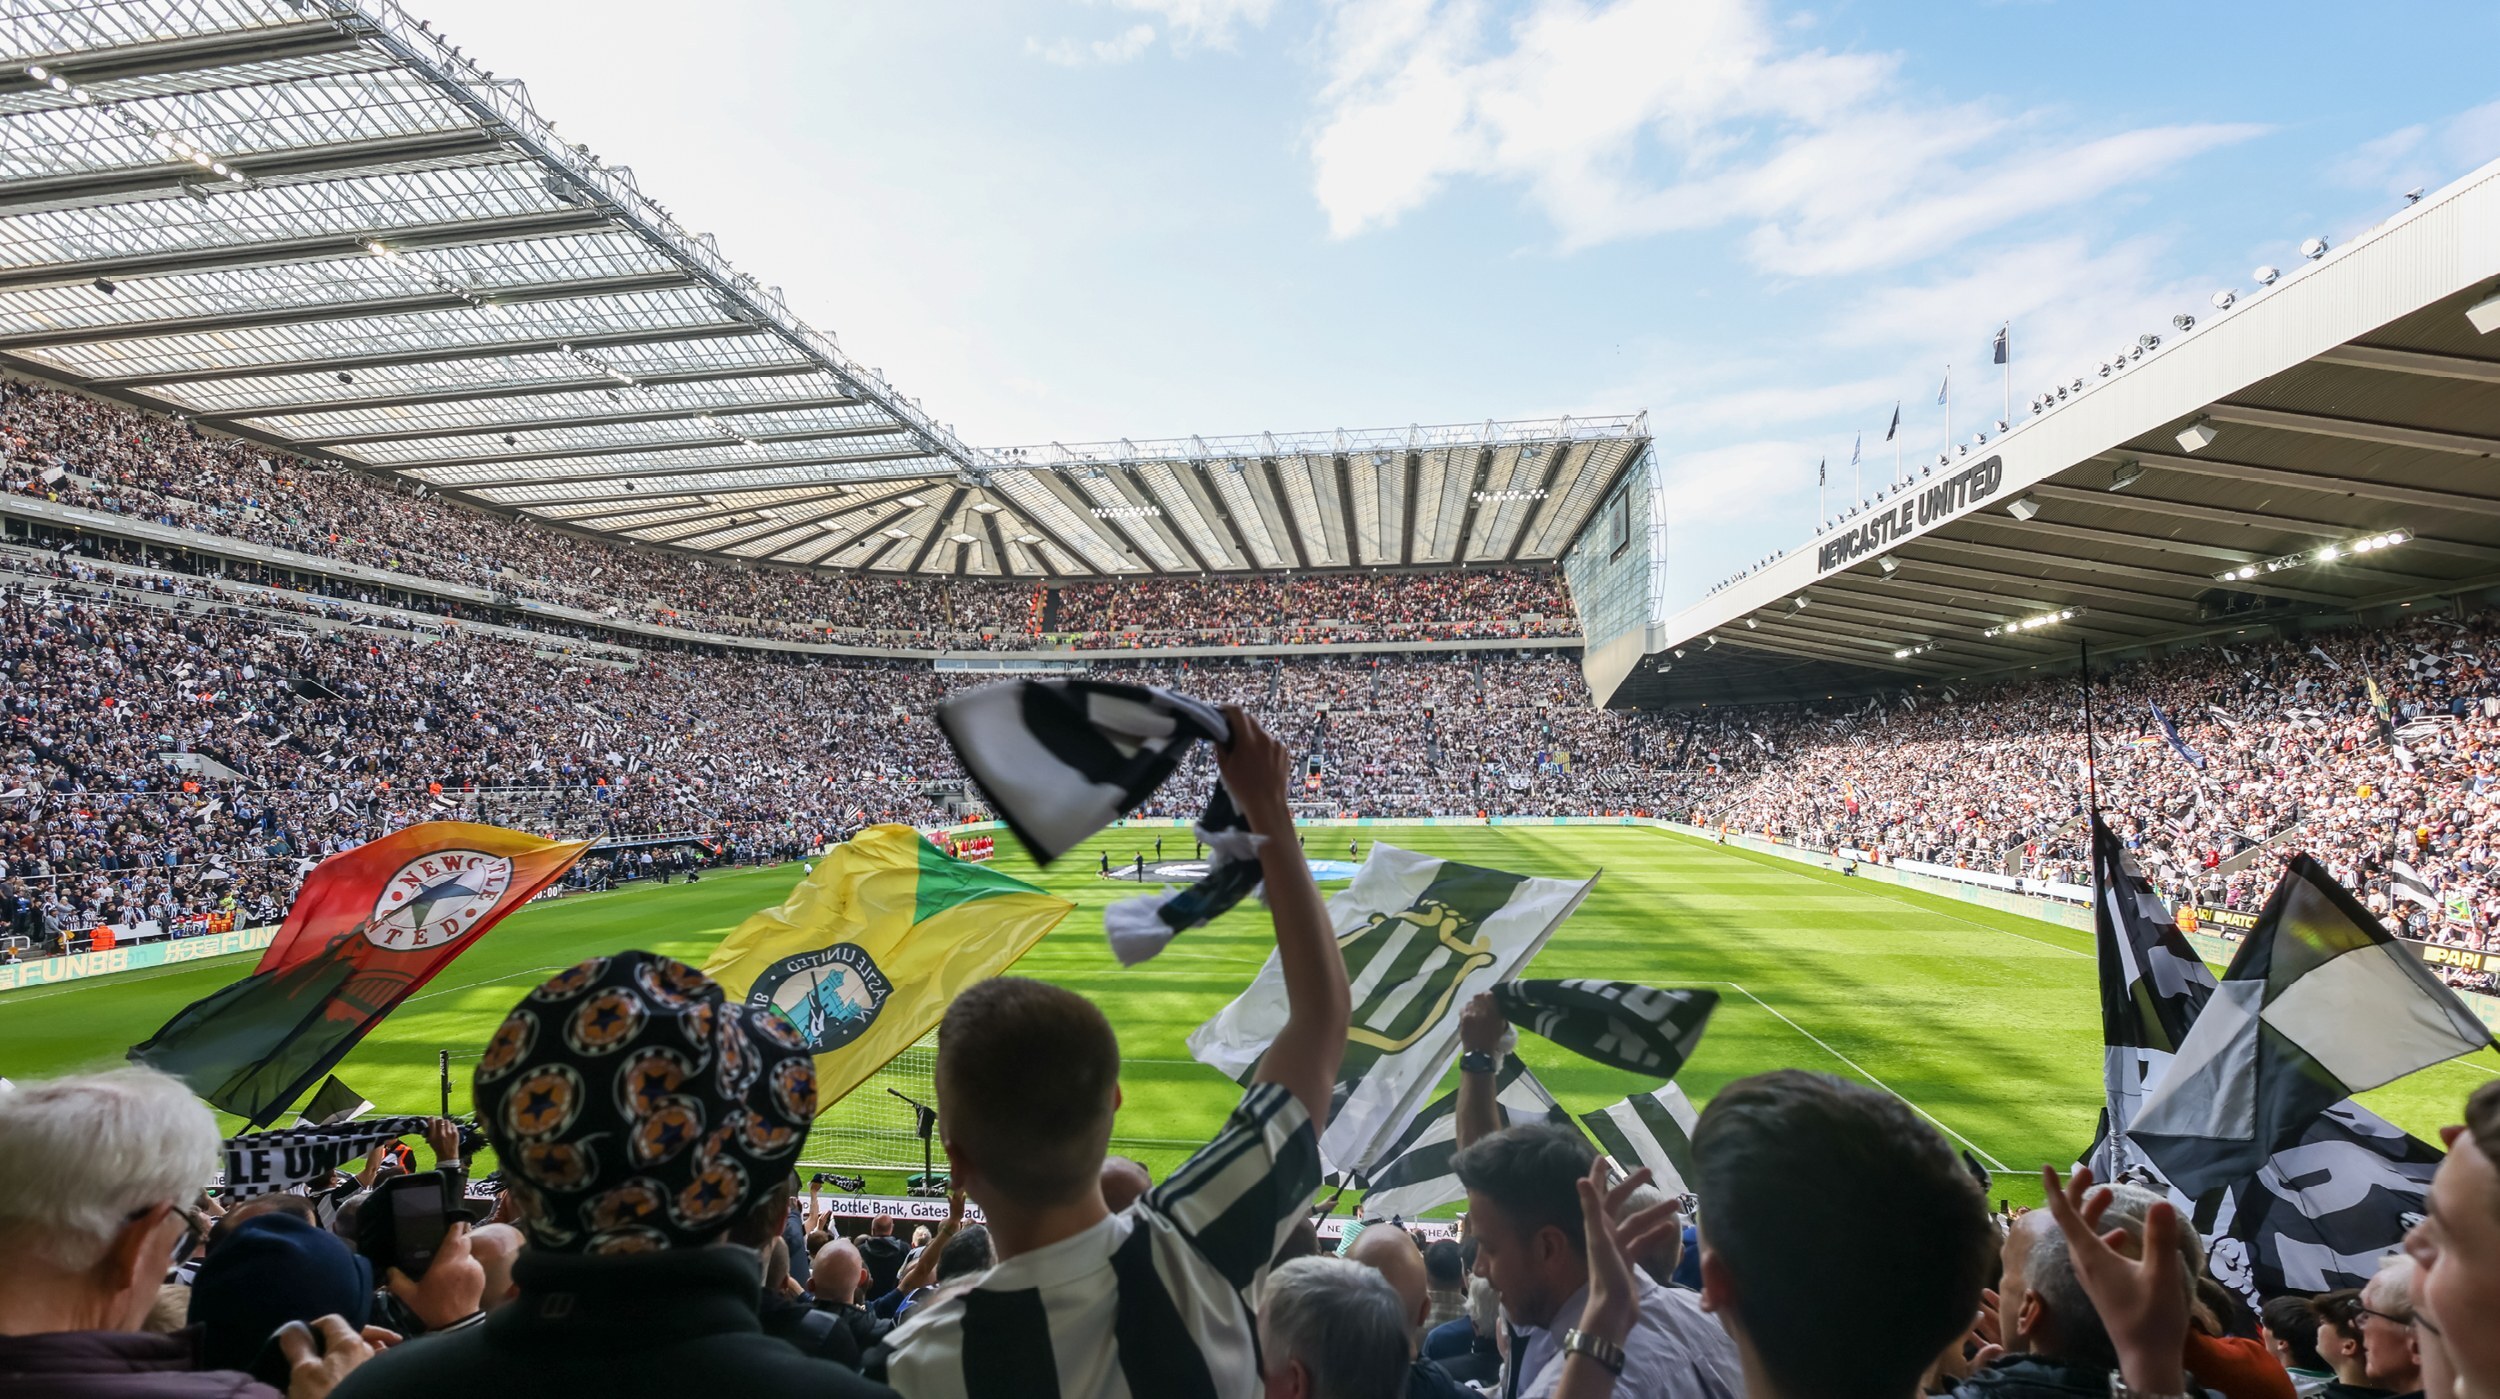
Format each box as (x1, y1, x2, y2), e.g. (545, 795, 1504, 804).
(376, 1170, 452, 1279)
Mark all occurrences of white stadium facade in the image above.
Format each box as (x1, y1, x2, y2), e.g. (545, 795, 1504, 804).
(0, 1, 1643, 601)
(9, 0, 2500, 714)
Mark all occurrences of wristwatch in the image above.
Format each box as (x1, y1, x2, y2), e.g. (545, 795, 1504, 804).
(2107, 1372, 2191, 1399)
(1561, 1328, 1626, 1377)
(1459, 1050, 1500, 1075)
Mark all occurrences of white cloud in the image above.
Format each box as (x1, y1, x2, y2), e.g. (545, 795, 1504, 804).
(2332, 98, 2500, 202)
(1111, 0, 1280, 49)
(1028, 23, 1159, 66)
(1307, 0, 2261, 274)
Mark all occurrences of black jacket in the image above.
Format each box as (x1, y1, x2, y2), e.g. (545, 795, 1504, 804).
(329, 1245, 893, 1399)
(1951, 1356, 2112, 1399)
(855, 1234, 908, 1300)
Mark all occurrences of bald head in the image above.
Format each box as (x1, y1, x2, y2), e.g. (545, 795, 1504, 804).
(1345, 1223, 1431, 1341)
(812, 1236, 865, 1306)
(470, 1223, 524, 1312)
(1101, 1155, 1153, 1213)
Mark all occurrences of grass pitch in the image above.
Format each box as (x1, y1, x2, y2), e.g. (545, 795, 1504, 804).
(4, 826, 2491, 1211)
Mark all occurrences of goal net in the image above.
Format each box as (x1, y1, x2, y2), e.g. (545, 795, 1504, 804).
(800, 1029, 944, 1174)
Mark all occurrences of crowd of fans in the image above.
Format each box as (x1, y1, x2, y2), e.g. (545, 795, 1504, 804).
(1675, 612, 2500, 964)
(0, 378, 1574, 652)
(2, 744, 2494, 1399)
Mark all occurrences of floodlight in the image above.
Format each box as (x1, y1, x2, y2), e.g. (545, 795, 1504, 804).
(2171, 314, 2195, 332)
(2108, 461, 2144, 492)
(2140, 334, 2161, 352)
(2175, 418, 2218, 453)
(2301, 236, 2329, 260)
(2405, 187, 2425, 204)
(2006, 496, 2042, 521)
(26, 65, 45, 79)
(1742, 618, 1756, 629)
(2466, 290, 2500, 335)
(1877, 555, 1899, 575)
(2211, 290, 2235, 310)
(2254, 266, 2280, 286)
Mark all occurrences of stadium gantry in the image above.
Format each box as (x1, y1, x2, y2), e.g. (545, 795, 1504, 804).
(1592, 154, 2500, 710)
(0, 1, 1648, 581)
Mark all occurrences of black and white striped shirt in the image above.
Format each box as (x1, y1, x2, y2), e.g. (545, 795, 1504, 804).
(875, 1082, 1319, 1399)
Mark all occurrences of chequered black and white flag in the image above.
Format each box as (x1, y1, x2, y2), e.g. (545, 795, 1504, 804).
(937, 679, 1262, 964)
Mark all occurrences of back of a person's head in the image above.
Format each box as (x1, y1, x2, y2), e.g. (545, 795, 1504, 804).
(1692, 1069, 1990, 1399)
(936, 1224, 994, 1283)
(938, 977, 1119, 1209)
(1261, 1256, 1412, 1399)
(474, 952, 817, 1253)
(1423, 1238, 1464, 1290)
(0, 1067, 215, 1271)
(190, 1213, 373, 1381)
(2260, 1295, 2326, 1370)
(2024, 1182, 2181, 1371)
(1451, 1123, 1596, 1254)
(2469, 1077, 2500, 1170)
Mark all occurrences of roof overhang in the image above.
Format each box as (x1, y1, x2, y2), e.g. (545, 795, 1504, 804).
(1598, 153, 2500, 709)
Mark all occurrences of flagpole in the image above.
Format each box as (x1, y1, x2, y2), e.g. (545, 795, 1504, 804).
(2002, 321, 2013, 425)
(1943, 366, 1953, 456)
(2081, 639, 2099, 816)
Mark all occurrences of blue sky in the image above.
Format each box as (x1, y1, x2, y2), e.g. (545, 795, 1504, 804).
(411, 0, 2500, 607)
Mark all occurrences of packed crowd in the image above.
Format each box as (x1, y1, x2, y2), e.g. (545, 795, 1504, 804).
(0, 548, 1643, 949)
(1674, 613, 2500, 958)
(2, 738, 2493, 1399)
(0, 379, 1574, 652)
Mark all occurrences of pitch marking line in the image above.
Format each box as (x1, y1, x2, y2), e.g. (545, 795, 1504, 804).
(405, 964, 565, 1006)
(1720, 979, 2014, 1175)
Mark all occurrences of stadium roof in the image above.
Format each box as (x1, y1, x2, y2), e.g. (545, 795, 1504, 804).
(0, 1, 1646, 578)
(1595, 153, 2500, 709)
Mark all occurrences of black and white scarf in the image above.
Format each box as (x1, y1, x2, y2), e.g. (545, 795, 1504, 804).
(219, 1116, 436, 1198)
(936, 679, 1264, 965)
(1492, 980, 1718, 1078)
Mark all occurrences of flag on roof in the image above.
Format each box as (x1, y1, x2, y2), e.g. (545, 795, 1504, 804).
(703, 824, 1072, 1108)
(2130, 854, 2494, 1198)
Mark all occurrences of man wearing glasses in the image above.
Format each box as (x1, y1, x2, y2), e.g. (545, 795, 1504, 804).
(0, 1066, 372, 1399)
(2353, 1256, 2423, 1399)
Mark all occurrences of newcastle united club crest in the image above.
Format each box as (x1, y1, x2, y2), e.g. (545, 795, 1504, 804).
(367, 850, 514, 950)
(747, 944, 892, 1053)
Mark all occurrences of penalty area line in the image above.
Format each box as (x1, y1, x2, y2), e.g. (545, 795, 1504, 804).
(1721, 980, 2013, 1175)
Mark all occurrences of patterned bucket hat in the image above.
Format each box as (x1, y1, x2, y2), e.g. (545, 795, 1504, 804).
(475, 950, 818, 1253)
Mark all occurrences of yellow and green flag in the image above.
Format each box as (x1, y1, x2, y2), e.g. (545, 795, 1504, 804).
(703, 824, 1074, 1107)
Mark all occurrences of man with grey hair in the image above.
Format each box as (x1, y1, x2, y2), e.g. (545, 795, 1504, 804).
(1259, 1256, 1413, 1399)
(2356, 1254, 2423, 1398)
(0, 1067, 377, 1398)
(1966, 1183, 2196, 1399)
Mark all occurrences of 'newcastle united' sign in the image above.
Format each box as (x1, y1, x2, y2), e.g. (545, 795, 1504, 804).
(1817, 456, 2004, 572)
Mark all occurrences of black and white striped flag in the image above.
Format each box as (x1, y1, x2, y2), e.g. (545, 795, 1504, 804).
(937, 679, 1261, 965)
(1580, 1083, 1700, 1195)
(1490, 979, 1717, 1079)
(1349, 1058, 1579, 1220)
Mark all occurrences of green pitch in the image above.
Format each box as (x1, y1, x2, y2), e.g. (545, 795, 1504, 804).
(4, 826, 2491, 1211)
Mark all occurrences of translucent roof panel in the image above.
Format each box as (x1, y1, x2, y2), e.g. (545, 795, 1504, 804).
(0, 0, 1644, 576)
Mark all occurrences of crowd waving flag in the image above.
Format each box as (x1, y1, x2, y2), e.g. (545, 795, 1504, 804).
(937, 678, 1261, 965)
(132, 822, 592, 1126)
(702, 823, 1073, 1108)
(1189, 842, 1595, 1177)
(220, 1116, 436, 1198)
(2088, 830, 2489, 1294)
(1581, 1083, 1702, 1196)
(2129, 853, 2494, 1198)
(1348, 1057, 1579, 1220)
